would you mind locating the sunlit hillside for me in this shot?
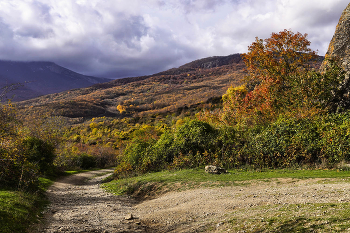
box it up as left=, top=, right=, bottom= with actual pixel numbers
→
left=16, top=54, right=247, bottom=119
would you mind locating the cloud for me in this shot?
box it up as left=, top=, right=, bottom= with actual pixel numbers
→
left=0, top=0, right=348, bottom=78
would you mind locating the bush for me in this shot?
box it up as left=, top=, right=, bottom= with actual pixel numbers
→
left=174, top=119, right=217, bottom=155
left=239, top=113, right=350, bottom=168
left=76, top=153, right=96, bottom=169
left=22, top=137, right=55, bottom=175
left=114, top=125, right=160, bottom=176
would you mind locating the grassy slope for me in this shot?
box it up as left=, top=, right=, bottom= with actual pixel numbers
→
left=0, top=189, right=48, bottom=233
left=103, top=168, right=350, bottom=196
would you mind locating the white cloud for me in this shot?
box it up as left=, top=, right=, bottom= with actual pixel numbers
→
left=0, top=0, right=348, bottom=78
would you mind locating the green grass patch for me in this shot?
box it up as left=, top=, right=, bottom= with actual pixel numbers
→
left=102, top=168, right=350, bottom=198
left=0, top=189, right=48, bottom=233
left=63, top=169, right=94, bottom=175
left=38, top=177, right=54, bottom=192
left=0, top=175, right=59, bottom=232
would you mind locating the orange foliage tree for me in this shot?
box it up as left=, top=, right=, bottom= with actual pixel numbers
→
left=222, top=29, right=318, bottom=125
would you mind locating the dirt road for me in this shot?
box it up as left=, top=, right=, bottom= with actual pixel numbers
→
left=32, top=169, right=150, bottom=233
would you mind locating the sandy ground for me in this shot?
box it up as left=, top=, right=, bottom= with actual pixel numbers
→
left=30, top=170, right=350, bottom=232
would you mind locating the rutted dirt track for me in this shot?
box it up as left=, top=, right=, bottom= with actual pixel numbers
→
left=32, top=169, right=350, bottom=232
left=32, top=169, right=150, bottom=233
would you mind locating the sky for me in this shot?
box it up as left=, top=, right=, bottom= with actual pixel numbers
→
left=0, top=0, right=348, bottom=79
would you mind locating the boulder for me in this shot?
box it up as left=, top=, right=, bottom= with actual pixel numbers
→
left=205, top=165, right=227, bottom=174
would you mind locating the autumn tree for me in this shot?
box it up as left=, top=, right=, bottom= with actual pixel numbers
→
left=222, top=30, right=318, bottom=125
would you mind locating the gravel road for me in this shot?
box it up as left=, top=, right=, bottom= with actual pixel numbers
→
left=31, top=169, right=151, bottom=233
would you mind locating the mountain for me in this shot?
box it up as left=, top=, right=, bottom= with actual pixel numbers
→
left=16, top=54, right=323, bottom=119
left=0, top=61, right=111, bottom=101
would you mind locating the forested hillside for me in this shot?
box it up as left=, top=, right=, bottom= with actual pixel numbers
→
left=15, top=54, right=247, bottom=119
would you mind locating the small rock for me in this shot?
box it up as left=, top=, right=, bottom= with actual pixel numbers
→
left=125, top=213, right=134, bottom=220
left=217, top=222, right=224, bottom=228
left=205, top=165, right=227, bottom=174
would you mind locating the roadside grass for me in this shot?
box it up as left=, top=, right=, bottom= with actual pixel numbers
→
left=38, top=177, right=55, bottom=192
left=0, top=175, right=54, bottom=233
left=0, top=189, right=48, bottom=233
left=102, top=168, right=350, bottom=198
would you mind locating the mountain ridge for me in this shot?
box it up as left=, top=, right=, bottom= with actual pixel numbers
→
left=0, top=60, right=111, bottom=101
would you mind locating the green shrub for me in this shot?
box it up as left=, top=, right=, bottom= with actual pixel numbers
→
left=115, top=125, right=160, bottom=176
left=239, top=113, right=350, bottom=168
left=75, top=153, right=96, bottom=169
left=147, top=120, right=218, bottom=169
left=151, top=131, right=175, bottom=163
left=22, top=137, right=55, bottom=175
left=173, top=120, right=217, bottom=157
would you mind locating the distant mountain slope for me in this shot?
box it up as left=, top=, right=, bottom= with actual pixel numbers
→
left=0, top=61, right=111, bottom=101
left=17, top=54, right=324, bottom=119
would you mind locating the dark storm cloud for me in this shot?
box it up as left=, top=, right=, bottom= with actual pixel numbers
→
left=0, top=0, right=348, bottom=79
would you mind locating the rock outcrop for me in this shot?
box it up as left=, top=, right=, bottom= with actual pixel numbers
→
left=320, top=3, right=350, bottom=112
left=321, top=3, right=350, bottom=72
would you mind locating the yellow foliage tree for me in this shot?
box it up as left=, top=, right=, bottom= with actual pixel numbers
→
left=117, top=104, right=126, bottom=114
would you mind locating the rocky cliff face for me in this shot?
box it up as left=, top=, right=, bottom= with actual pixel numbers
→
left=321, top=3, right=350, bottom=72
left=320, top=3, right=350, bottom=112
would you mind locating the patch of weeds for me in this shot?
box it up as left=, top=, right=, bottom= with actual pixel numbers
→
left=101, top=174, right=114, bottom=183
left=103, top=179, right=163, bottom=199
